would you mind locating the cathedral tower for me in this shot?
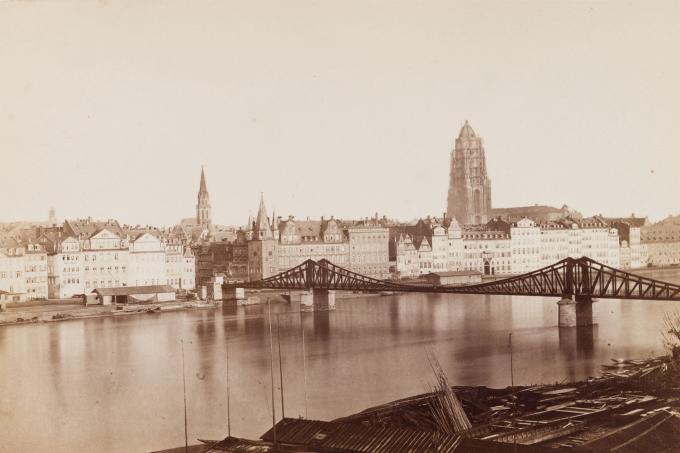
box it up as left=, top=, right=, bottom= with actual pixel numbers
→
left=196, top=166, right=212, bottom=228
left=446, top=121, right=492, bottom=225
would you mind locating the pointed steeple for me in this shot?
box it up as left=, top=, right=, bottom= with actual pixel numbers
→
left=196, top=166, right=212, bottom=228
left=254, top=193, right=273, bottom=240
left=199, top=166, right=208, bottom=194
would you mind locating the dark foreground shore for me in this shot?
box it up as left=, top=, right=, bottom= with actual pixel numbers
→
left=155, top=353, right=680, bottom=453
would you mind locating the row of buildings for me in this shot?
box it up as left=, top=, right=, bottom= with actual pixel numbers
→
left=0, top=218, right=195, bottom=301
left=194, top=194, right=391, bottom=288
left=193, top=202, right=650, bottom=288
left=391, top=214, right=647, bottom=279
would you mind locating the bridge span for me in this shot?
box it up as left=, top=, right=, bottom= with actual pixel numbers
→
left=224, top=257, right=680, bottom=327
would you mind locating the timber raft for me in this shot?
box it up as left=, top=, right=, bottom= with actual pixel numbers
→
left=156, top=352, right=680, bottom=453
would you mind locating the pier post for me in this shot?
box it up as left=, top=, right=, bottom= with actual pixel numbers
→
left=557, top=295, right=594, bottom=327
left=312, top=289, right=336, bottom=311
left=297, top=289, right=336, bottom=312
left=299, top=291, right=314, bottom=312
left=233, top=288, right=245, bottom=300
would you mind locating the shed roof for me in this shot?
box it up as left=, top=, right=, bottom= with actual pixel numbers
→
left=92, top=285, right=175, bottom=296
left=428, top=271, right=483, bottom=277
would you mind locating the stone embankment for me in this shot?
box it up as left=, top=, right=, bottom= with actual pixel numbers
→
left=0, top=300, right=221, bottom=326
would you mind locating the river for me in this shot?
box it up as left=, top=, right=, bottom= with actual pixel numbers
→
left=1, top=268, right=680, bottom=452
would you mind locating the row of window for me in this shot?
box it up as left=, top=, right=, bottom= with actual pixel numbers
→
left=85, top=280, right=120, bottom=288
left=84, top=266, right=127, bottom=273
left=24, top=265, right=46, bottom=272
left=0, top=271, right=22, bottom=278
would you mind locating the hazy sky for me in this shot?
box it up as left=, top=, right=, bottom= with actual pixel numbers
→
left=1, top=0, right=678, bottom=226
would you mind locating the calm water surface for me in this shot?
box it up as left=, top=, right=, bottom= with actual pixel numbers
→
left=2, top=268, right=680, bottom=452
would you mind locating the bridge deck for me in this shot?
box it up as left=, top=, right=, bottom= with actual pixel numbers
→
left=225, top=257, right=680, bottom=302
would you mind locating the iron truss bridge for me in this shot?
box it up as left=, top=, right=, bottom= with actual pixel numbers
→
left=225, top=257, right=680, bottom=301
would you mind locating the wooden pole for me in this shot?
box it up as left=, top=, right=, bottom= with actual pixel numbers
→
left=226, top=334, right=231, bottom=437
left=509, top=333, right=514, bottom=389
left=277, top=313, right=285, bottom=420
left=301, top=312, right=308, bottom=419
left=267, top=300, right=277, bottom=447
left=181, top=339, right=188, bottom=453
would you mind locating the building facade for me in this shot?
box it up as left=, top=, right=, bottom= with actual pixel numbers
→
left=0, top=237, right=26, bottom=301
left=165, top=240, right=195, bottom=290
left=46, top=235, right=83, bottom=299
left=347, top=223, right=389, bottom=279
left=510, top=218, right=542, bottom=274
left=128, top=232, right=166, bottom=287
left=22, top=241, right=48, bottom=299
left=462, top=227, right=511, bottom=275
left=641, top=215, right=680, bottom=266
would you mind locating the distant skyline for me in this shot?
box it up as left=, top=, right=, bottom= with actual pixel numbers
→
left=1, top=1, right=679, bottom=226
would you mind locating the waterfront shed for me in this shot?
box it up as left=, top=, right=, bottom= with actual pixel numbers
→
left=424, top=270, right=483, bottom=286
left=91, top=285, right=176, bottom=305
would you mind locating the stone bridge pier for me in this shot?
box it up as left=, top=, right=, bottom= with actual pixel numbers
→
left=557, top=295, right=594, bottom=327
left=299, top=289, right=336, bottom=312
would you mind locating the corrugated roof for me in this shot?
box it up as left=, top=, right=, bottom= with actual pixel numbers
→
left=260, top=418, right=462, bottom=453
left=92, top=285, right=175, bottom=296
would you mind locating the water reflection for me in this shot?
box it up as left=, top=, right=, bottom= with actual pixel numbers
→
left=558, top=325, right=597, bottom=382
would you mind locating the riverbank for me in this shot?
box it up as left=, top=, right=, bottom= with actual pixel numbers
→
left=0, top=290, right=308, bottom=327
left=0, top=299, right=223, bottom=326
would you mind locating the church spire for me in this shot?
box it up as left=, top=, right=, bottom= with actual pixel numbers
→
left=199, top=165, right=208, bottom=194
left=196, top=166, right=212, bottom=229
left=254, top=193, right=273, bottom=240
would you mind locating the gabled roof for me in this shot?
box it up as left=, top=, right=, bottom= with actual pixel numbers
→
left=579, top=216, right=610, bottom=228
left=64, top=218, right=124, bottom=239
left=128, top=230, right=163, bottom=242
left=414, top=235, right=432, bottom=250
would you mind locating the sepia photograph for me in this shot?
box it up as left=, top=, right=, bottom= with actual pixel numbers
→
left=1, top=1, right=680, bottom=452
